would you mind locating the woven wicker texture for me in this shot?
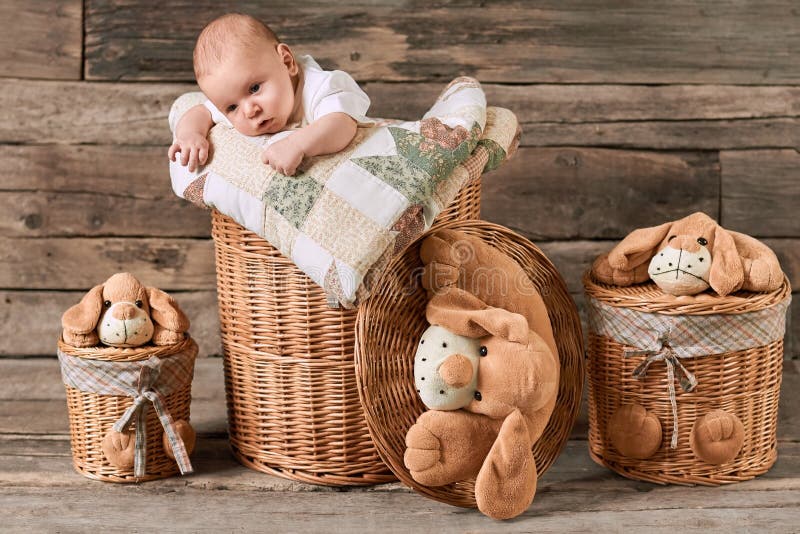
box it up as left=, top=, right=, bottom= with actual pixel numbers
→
left=584, top=272, right=791, bottom=485
left=354, top=220, right=585, bottom=507
left=211, top=178, right=481, bottom=486
left=58, top=336, right=197, bottom=483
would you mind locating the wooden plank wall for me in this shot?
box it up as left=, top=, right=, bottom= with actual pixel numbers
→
left=1, top=0, right=797, bottom=358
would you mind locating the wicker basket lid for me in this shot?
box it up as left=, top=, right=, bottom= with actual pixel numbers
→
left=583, top=271, right=791, bottom=316
left=355, top=220, right=585, bottom=508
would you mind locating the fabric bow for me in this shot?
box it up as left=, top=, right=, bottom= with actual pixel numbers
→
left=624, top=331, right=698, bottom=449
left=112, top=356, right=193, bottom=477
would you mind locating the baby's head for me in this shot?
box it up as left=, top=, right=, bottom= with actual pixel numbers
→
left=194, top=13, right=300, bottom=136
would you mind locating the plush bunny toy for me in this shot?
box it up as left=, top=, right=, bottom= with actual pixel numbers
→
left=592, top=212, right=783, bottom=296
left=62, top=272, right=190, bottom=347
left=404, top=230, right=560, bottom=520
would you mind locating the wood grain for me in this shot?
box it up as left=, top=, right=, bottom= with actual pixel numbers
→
left=0, top=192, right=210, bottom=238
left=482, top=148, right=720, bottom=240
left=1, top=79, right=796, bottom=150
left=0, top=290, right=221, bottom=357
left=84, top=1, right=800, bottom=84
left=0, top=237, right=215, bottom=290
left=0, top=0, right=82, bottom=80
left=722, top=150, right=800, bottom=237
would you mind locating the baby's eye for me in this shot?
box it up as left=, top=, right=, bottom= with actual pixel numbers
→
left=249, top=83, right=260, bottom=94
left=226, top=104, right=237, bottom=113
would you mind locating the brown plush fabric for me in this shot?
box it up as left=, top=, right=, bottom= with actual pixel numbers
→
left=608, top=404, right=663, bottom=459
left=690, top=410, right=744, bottom=464
left=438, top=354, right=474, bottom=388
left=101, top=429, right=136, bottom=470
left=61, top=273, right=190, bottom=348
left=163, top=420, right=197, bottom=460
left=592, top=212, right=783, bottom=296
left=405, top=230, right=560, bottom=520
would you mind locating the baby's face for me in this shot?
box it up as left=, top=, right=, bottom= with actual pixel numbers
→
left=200, top=43, right=298, bottom=136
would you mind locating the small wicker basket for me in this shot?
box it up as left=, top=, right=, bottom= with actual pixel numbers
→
left=212, top=177, right=481, bottom=486
left=57, top=336, right=197, bottom=483
left=354, top=220, right=585, bottom=508
left=584, top=272, right=791, bottom=486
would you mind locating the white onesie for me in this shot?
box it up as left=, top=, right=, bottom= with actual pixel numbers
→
left=203, top=55, right=373, bottom=137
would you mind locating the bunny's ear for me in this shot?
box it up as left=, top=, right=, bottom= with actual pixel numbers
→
left=146, top=287, right=190, bottom=333
left=729, top=231, right=784, bottom=292
left=607, top=221, right=674, bottom=271
left=474, top=409, right=537, bottom=520
left=427, top=290, right=529, bottom=344
left=62, top=284, right=105, bottom=334
left=708, top=226, right=744, bottom=296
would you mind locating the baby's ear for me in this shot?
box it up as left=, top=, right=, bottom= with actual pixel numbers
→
left=277, top=43, right=299, bottom=76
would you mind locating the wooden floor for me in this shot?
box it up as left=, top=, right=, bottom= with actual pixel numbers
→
left=1, top=358, right=797, bottom=533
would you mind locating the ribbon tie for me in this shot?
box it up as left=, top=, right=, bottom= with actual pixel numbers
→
left=624, top=331, right=698, bottom=449
left=112, top=356, right=193, bottom=477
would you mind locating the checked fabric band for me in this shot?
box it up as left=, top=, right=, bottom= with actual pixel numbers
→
left=587, top=295, right=790, bottom=448
left=58, top=345, right=196, bottom=477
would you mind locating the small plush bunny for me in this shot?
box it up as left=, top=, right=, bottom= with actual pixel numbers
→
left=592, top=212, right=782, bottom=296
left=404, top=230, right=560, bottom=520
left=61, top=272, right=190, bottom=348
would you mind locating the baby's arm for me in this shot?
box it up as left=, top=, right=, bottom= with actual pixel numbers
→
left=261, top=113, right=357, bottom=176
left=168, top=104, right=214, bottom=172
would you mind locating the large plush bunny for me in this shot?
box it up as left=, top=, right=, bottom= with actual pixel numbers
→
left=404, top=230, right=560, bottom=520
left=62, top=272, right=190, bottom=348
left=592, top=212, right=782, bottom=296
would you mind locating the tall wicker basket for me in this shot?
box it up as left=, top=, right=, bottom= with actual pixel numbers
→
left=211, top=177, right=481, bottom=486
left=355, top=220, right=585, bottom=507
left=584, top=272, right=791, bottom=486
left=57, top=336, right=197, bottom=483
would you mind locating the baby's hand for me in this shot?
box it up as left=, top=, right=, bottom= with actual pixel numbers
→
left=168, top=133, right=210, bottom=173
left=261, top=137, right=305, bottom=176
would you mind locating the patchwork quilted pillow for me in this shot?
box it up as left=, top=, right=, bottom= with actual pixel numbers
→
left=169, top=77, right=519, bottom=307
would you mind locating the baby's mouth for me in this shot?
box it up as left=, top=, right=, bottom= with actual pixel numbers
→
left=259, top=118, right=272, bottom=130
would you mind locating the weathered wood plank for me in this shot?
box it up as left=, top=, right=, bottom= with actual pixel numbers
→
left=1, top=145, right=178, bottom=198
left=84, top=1, right=800, bottom=84
left=0, top=192, right=210, bottom=238
left=722, top=150, right=800, bottom=237
left=0, top=291, right=221, bottom=357
left=1, top=486, right=797, bottom=532
left=0, top=237, right=215, bottom=290
left=2, top=80, right=797, bottom=149
left=521, top=119, right=800, bottom=150
left=0, top=80, right=185, bottom=145
left=0, top=1, right=81, bottom=80
left=482, top=148, right=720, bottom=240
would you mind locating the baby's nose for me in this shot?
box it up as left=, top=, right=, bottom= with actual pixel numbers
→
left=244, top=101, right=260, bottom=118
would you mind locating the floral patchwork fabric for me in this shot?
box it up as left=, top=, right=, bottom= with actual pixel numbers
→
left=169, top=77, right=519, bottom=308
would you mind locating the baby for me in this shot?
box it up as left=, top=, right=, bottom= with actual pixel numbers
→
left=168, top=13, right=372, bottom=176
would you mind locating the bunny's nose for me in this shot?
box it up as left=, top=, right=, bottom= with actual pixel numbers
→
left=438, top=354, right=473, bottom=388
left=112, top=303, right=138, bottom=321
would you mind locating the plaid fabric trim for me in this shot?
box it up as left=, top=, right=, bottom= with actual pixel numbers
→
left=587, top=294, right=790, bottom=447
left=58, top=348, right=196, bottom=476
left=586, top=295, right=790, bottom=358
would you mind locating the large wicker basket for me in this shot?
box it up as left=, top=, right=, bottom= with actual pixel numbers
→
left=211, top=177, right=481, bottom=486
left=584, top=272, right=791, bottom=485
left=57, top=336, right=197, bottom=483
left=354, top=220, right=585, bottom=507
